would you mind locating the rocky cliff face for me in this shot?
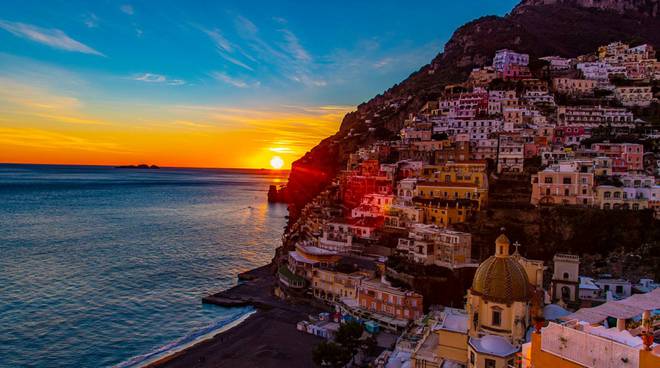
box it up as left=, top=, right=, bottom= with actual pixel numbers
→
left=517, top=0, right=659, bottom=17
left=283, top=0, right=660, bottom=226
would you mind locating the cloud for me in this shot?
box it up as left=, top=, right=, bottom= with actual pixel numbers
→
left=83, top=13, right=99, bottom=28
left=0, top=20, right=104, bottom=56
left=210, top=71, right=250, bottom=88
left=203, top=28, right=254, bottom=71
left=280, top=29, right=311, bottom=63
left=204, top=29, right=232, bottom=52
left=120, top=4, right=134, bottom=15
left=132, top=73, right=185, bottom=85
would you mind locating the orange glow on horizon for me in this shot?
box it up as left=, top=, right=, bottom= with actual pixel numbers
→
left=0, top=78, right=354, bottom=169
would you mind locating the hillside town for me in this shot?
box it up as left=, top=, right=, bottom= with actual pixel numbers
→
left=276, top=42, right=660, bottom=367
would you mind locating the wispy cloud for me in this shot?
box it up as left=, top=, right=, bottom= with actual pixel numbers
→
left=280, top=29, right=310, bottom=63
left=83, top=13, right=99, bottom=28
left=132, top=73, right=185, bottom=85
left=0, top=20, right=104, bottom=56
left=203, top=28, right=254, bottom=71
left=210, top=71, right=251, bottom=88
left=120, top=4, right=134, bottom=15
left=223, top=15, right=324, bottom=88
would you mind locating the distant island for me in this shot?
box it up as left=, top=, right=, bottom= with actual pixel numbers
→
left=115, top=164, right=160, bottom=169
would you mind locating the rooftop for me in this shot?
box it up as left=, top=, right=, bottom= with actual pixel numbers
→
left=468, top=335, right=517, bottom=357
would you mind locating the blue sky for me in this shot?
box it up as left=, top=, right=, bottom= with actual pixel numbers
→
left=0, top=0, right=519, bottom=167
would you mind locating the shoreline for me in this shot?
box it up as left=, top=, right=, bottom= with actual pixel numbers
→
left=124, top=309, right=257, bottom=368
left=146, top=264, right=328, bottom=368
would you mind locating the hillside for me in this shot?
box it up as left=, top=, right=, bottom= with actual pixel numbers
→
left=284, top=0, right=660, bottom=225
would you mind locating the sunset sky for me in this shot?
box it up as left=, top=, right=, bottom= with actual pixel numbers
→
left=0, top=0, right=517, bottom=168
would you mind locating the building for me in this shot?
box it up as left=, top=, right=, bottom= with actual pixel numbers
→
left=550, top=254, right=580, bottom=304
left=350, top=193, right=395, bottom=218
left=552, top=78, right=597, bottom=96
left=531, top=160, right=595, bottom=206
left=396, top=224, right=473, bottom=268
left=493, top=49, right=529, bottom=72
left=497, top=134, right=524, bottom=173
left=594, top=174, right=658, bottom=210
left=525, top=319, right=660, bottom=368
left=412, top=197, right=477, bottom=227
left=318, top=218, right=380, bottom=254
left=356, top=278, right=424, bottom=323
left=614, top=85, right=654, bottom=107
left=557, top=105, right=634, bottom=127
left=282, top=242, right=342, bottom=290
left=465, top=234, right=543, bottom=367
left=591, top=143, right=644, bottom=172
left=540, top=55, right=572, bottom=72
left=595, top=276, right=633, bottom=300
left=310, top=267, right=366, bottom=302
left=523, top=289, right=660, bottom=368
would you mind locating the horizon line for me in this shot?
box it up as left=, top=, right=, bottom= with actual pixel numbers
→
left=0, top=162, right=291, bottom=171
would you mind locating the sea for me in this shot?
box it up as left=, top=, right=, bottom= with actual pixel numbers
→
left=0, top=164, right=289, bottom=368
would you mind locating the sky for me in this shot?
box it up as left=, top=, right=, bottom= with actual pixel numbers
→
left=0, top=0, right=518, bottom=169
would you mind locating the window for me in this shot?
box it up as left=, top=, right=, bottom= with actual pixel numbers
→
left=616, top=285, right=623, bottom=294
left=563, top=177, right=572, bottom=184
left=485, top=358, right=496, bottom=368
left=470, top=352, right=475, bottom=366
left=492, top=309, right=501, bottom=326
left=563, top=272, right=569, bottom=279
left=544, top=177, right=553, bottom=184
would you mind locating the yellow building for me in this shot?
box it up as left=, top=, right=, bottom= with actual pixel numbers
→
left=409, top=235, right=545, bottom=368
left=310, top=267, right=367, bottom=302
left=412, top=198, right=476, bottom=227
left=465, top=234, right=542, bottom=368
left=595, top=185, right=649, bottom=210
left=422, top=161, right=488, bottom=187
left=420, top=161, right=489, bottom=209
left=415, top=181, right=485, bottom=210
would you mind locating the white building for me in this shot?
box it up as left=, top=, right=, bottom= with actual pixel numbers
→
left=493, top=49, right=529, bottom=72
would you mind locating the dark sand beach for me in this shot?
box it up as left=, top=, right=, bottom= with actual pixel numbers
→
left=148, top=265, right=325, bottom=368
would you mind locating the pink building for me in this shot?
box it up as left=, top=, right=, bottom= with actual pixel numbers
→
left=497, top=64, right=532, bottom=80
left=591, top=143, right=644, bottom=172
left=553, top=126, right=589, bottom=146
left=531, top=160, right=595, bottom=206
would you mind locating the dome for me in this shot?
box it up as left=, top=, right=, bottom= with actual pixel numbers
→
left=471, top=235, right=530, bottom=303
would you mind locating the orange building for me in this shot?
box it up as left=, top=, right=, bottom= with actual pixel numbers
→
left=357, top=279, right=424, bottom=322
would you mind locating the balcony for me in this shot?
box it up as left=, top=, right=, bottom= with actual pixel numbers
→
left=278, top=265, right=306, bottom=289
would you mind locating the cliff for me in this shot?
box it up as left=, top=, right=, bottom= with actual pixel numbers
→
left=284, top=0, right=660, bottom=226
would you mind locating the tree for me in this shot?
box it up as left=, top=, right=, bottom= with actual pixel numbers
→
left=335, top=321, right=364, bottom=357
left=361, top=334, right=379, bottom=357
left=312, top=341, right=351, bottom=368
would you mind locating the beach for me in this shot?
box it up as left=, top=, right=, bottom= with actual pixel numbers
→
left=148, top=265, right=326, bottom=368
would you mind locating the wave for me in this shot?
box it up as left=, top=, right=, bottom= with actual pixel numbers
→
left=114, top=307, right=256, bottom=368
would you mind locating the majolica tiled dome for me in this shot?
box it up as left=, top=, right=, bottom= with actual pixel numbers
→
left=471, top=234, right=530, bottom=303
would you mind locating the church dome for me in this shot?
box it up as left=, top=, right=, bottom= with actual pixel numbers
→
left=471, top=234, right=530, bottom=303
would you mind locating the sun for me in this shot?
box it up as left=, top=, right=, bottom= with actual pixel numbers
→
left=270, top=156, right=284, bottom=170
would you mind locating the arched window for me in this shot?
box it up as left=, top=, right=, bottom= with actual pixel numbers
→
left=563, top=272, right=569, bottom=279
left=491, top=308, right=502, bottom=326
left=561, top=286, right=571, bottom=300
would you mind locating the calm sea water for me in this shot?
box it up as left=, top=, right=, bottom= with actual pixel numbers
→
left=0, top=164, right=288, bottom=368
